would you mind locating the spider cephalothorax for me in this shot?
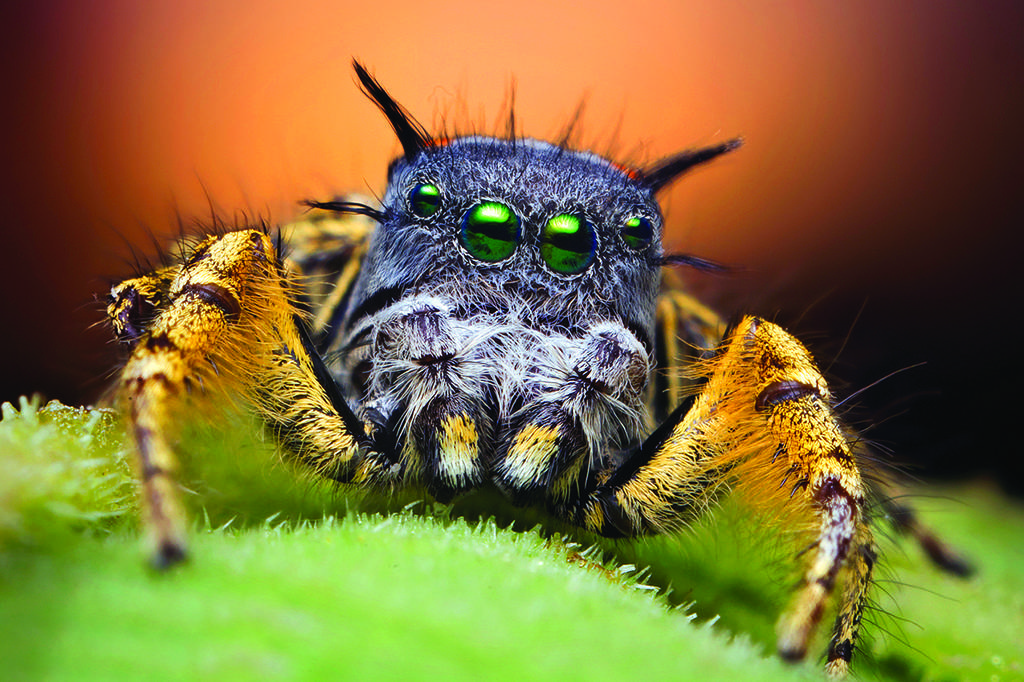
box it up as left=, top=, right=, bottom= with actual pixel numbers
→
left=302, top=65, right=739, bottom=509
left=316, top=136, right=729, bottom=501
left=106, top=60, right=969, bottom=677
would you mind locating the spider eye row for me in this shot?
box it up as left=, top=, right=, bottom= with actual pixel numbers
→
left=408, top=183, right=654, bottom=274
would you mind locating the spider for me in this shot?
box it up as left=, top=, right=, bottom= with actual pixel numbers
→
left=106, top=61, right=969, bottom=677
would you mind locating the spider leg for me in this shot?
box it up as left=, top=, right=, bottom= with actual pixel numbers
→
left=110, top=229, right=397, bottom=568
left=279, top=204, right=375, bottom=340
left=569, top=315, right=874, bottom=676
left=876, top=491, right=974, bottom=577
left=108, top=265, right=179, bottom=346
left=653, top=280, right=726, bottom=415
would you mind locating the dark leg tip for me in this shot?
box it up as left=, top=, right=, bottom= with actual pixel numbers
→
left=921, top=532, right=976, bottom=577
left=938, top=552, right=976, bottom=579
left=828, top=639, right=853, bottom=664
left=150, top=540, right=188, bottom=571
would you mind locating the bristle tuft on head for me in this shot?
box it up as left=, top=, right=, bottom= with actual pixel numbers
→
left=352, top=60, right=433, bottom=159
left=640, top=138, right=743, bottom=193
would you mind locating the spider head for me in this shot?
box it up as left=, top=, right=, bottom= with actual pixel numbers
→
left=334, top=61, right=739, bottom=338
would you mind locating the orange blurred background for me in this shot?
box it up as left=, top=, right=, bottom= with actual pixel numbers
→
left=2, top=1, right=1021, bottom=484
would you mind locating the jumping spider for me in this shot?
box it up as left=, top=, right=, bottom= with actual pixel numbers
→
left=106, top=61, right=969, bottom=677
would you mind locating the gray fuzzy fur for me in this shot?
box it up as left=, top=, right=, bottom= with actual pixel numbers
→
left=326, top=135, right=670, bottom=496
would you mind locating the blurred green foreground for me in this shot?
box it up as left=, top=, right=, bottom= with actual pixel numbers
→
left=1, top=399, right=1021, bottom=682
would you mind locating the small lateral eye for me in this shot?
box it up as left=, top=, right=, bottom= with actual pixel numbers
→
left=409, top=183, right=441, bottom=217
left=460, top=201, right=520, bottom=262
left=541, top=214, right=596, bottom=274
left=622, top=216, right=654, bottom=251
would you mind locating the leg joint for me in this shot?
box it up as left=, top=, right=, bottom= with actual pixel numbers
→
left=178, top=283, right=242, bottom=322
left=756, top=379, right=820, bottom=411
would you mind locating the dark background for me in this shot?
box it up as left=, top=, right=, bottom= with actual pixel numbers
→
left=2, top=1, right=1021, bottom=491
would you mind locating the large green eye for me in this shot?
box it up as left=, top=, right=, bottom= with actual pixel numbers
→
left=541, top=214, right=596, bottom=274
left=622, top=216, right=654, bottom=251
left=460, top=201, right=520, bottom=262
left=409, top=183, right=441, bottom=217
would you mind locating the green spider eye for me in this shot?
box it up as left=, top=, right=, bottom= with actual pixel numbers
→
left=541, top=214, right=596, bottom=274
left=622, top=216, right=654, bottom=251
left=460, top=201, right=520, bottom=262
left=409, top=183, right=441, bottom=217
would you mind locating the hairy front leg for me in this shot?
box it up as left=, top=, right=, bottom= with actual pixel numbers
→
left=109, top=229, right=395, bottom=568
left=572, top=316, right=875, bottom=676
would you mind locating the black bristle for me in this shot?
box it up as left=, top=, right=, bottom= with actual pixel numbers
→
left=640, top=138, right=743, bottom=193
left=302, top=199, right=387, bottom=223
left=352, top=60, right=432, bottom=159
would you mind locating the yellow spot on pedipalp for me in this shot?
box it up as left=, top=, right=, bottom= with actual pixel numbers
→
left=437, top=413, right=480, bottom=481
left=503, top=423, right=560, bottom=486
